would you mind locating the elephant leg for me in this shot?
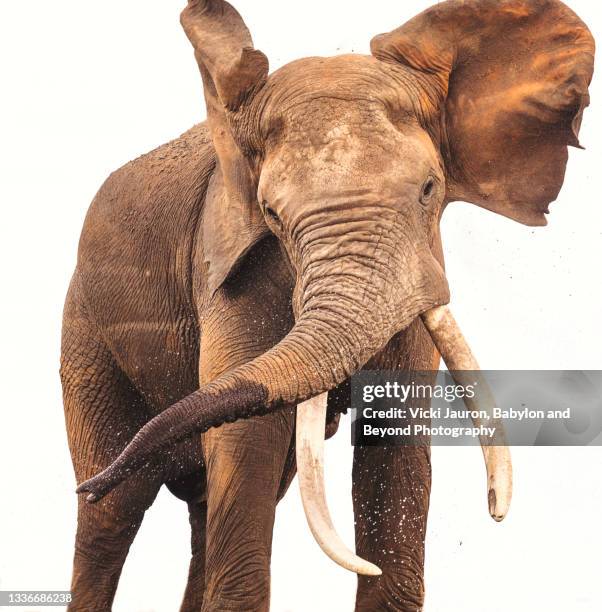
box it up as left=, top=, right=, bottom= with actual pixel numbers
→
left=179, top=499, right=208, bottom=612
left=200, top=408, right=295, bottom=612
left=353, top=320, right=436, bottom=612
left=70, top=484, right=161, bottom=612
left=61, top=289, right=163, bottom=611
left=353, top=446, right=432, bottom=612
left=176, top=420, right=295, bottom=612
left=188, top=235, right=295, bottom=610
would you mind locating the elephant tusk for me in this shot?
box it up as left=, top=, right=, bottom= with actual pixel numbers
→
left=421, top=305, right=513, bottom=521
left=296, top=393, right=382, bottom=576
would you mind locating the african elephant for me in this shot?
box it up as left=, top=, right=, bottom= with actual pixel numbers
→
left=62, top=0, right=594, bottom=610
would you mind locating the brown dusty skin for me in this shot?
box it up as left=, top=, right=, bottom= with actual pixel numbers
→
left=62, top=0, right=594, bottom=609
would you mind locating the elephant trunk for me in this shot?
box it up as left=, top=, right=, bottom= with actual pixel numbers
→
left=77, top=218, right=448, bottom=502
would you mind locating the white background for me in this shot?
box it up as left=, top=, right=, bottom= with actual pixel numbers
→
left=1, top=1, right=601, bottom=611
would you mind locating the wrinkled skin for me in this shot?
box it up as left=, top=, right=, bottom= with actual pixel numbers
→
left=61, top=1, right=593, bottom=610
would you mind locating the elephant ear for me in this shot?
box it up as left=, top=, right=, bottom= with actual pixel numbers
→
left=181, top=0, right=270, bottom=295
left=371, top=0, right=595, bottom=226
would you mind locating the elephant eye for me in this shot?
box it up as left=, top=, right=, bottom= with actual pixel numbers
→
left=263, top=202, right=282, bottom=227
left=420, top=177, right=436, bottom=205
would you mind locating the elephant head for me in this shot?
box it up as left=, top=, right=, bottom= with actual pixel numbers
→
left=77, top=0, right=594, bottom=575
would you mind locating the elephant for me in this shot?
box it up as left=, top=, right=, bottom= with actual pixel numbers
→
left=61, top=0, right=594, bottom=610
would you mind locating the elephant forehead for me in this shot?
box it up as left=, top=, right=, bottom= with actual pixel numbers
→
left=262, top=109, right=437, bottom=201
left=257, top=54, right=420, bottom=126
left=282, top=102, right=395, bottom=164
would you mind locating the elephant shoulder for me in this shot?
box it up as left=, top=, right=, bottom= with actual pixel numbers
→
left=81, top=122, right=215, bottom=240
left=78, top=122, right=215, bottom=270
left=74, top=123, right=216, bottom=333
